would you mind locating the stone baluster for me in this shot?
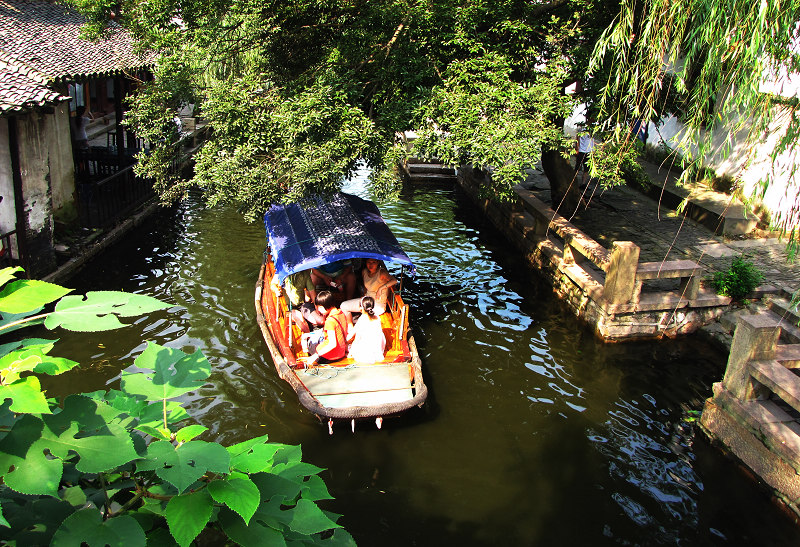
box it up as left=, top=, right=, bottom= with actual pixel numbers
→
left=722, top=313, right=780, bottom=400
left=602, top=241, right=640, bottom=306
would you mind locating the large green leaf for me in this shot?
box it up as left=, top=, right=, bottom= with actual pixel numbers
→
left=218, top=505, right=287, bottom=547
left=0, top=337, right=54, bottom=359
left=40, top=395, right=139, bottom=473
left=165, top=489, right=214, bottom=547
left=0, top=496, right=75, bottom=545
left=300, top=474, right=334, bottom=502
left=275, top=460, right=326, bottom=481
left=250, top=473, right=302, bottom=505
left=0, top=308, right=44, bottom=335
left=175, top=424, right=208, bottom=443
left=208, top=473, right=260, bottom=525
left=288, top=498, right=341, bottom=536
left=43, top=291, right=170, bottom=332
left=0, top=376, right=50, bottom=413
left=0, top=267, right=23, bottom=289
left=230, top=442, right=281, bottom=474
left=0, top=343, right=78, bottom=383
left=51, top=508, right=146, bottom=547
left=226, top=433, right=271, bottom=456
left=0, top=415, right=63, bottom=496
left=137, top=440, right=230, bottom=493
left=121, top=343, right=210, bottom=401
left=0, top=279, right=71, bottom=314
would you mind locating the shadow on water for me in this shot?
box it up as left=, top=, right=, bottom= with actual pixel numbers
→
left=40, top=177, right=800, bottom=545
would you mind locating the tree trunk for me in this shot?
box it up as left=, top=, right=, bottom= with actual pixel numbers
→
left=541, top=147, right=582, bottom=217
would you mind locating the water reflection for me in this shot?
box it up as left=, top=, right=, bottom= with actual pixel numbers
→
left=39, top=174, right=800, bottom=545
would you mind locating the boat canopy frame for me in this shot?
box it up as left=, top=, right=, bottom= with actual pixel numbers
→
left=264, top=192, right=416, bottom=284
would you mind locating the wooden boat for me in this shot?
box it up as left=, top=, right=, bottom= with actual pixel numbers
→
left=255, top=193, right=427, bottom=431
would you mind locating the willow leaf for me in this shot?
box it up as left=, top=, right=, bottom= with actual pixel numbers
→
left=44, top=291, right=170, bottom=332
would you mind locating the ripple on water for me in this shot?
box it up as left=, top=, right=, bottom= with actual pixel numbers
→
left=42, top=176, right=800, bottom=546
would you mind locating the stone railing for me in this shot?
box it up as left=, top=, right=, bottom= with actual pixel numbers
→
left=457, top=166, right=730, bottom=339
left=511, top=183, right=725, bottom=315
left=701, top=311, right=800, bottom=514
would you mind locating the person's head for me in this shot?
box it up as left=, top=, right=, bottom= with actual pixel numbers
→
left=365, top=258, right=382, bottom=274
left=360, top=296, right=376, bottom=317
left=315, top=290, right=336, bottom=313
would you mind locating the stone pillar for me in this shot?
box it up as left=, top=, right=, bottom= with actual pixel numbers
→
left=722, top=313, right=780, bottom=400
left=603, top=241, right=640, bottom=305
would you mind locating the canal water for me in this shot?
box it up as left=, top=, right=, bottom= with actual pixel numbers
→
left=44, top=172, right=800, bottom=545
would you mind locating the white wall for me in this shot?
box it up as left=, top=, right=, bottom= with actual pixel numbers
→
left=50, top=103, right=76, bottom=214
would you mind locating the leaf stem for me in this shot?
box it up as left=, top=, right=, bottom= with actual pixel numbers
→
left=0, top=313, right=49, bottom=333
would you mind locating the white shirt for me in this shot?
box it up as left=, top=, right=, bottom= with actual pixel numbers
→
left=578, top=134, right=595, bottom=154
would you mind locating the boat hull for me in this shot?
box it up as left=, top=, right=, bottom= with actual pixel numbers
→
left=255, top=260, right=427, bottom=422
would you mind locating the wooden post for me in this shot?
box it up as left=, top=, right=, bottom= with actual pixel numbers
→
left=602, top=241, right=640, bottom=305
left=722, top=313, right=780, bottom=400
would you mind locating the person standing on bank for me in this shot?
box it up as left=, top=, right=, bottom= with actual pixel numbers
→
left=575, top=119, right=596, bottom=187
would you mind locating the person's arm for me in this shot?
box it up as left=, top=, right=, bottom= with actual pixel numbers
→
left=312, top=268, right=337, bottom=288
left=377, top=272, right=398, bottom=293
left=334, top=265, right=353, bottom=283
left=304, top=274, right=316, bottom=302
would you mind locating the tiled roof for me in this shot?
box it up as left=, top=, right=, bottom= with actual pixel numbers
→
left=0, top=0, right=152, bottom=111
left=0, top=57, right=66, bottom=113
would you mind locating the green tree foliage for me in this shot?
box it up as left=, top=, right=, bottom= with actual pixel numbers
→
left=0, top=268, right=352, bottom=546
left=592, top=0, right=800, bottom=230
left=70, top=0, right=620, bottom=220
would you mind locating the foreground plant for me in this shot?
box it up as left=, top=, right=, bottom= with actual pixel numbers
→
left=0, top=267, right=352, bottom=546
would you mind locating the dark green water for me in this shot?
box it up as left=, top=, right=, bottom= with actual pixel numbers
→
left=43, top=173, right=800, bottom=545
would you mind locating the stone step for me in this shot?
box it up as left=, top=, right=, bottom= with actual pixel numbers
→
left=764, top=308, right=800, bottom=344
left=404, top=172, right=458, bottom=183
left=769, top=297, right=800, bottom=325
left=775, top=344, right=800, bottom=369
left=749, top=360, right=800, bottom=415
left=639, top=160, right=757, bottom=236
left=405, top=163, right=456, bottom=175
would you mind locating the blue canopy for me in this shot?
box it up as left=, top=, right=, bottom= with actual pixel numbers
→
left=265, top=193, right=416, bottom=283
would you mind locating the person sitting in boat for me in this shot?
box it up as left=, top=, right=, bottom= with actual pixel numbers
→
left=347, top=296, right=386, bottom=364
left=311, top=260, right=357, bottom=300
left=303, top=290, right=350, bottom=365
left=340, top=258, right=398, bottom=323
left=270, top=269, right=324, bottom=333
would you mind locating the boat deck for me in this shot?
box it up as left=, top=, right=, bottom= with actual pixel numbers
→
left=296, top=362, right=414, bottom=408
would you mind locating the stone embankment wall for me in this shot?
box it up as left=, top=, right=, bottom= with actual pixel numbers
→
left=457, top=166, right=731, bottom=341
left=701, top=308, right=800, bottom=518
